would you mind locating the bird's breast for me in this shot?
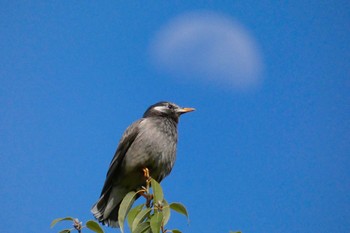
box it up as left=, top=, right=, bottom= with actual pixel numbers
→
left=123, top=118, right=178, bottom=181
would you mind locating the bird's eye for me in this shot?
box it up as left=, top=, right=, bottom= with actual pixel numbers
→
left=167, top=104, right=174, bottom=110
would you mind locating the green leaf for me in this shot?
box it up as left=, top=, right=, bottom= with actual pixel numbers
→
left=133, top=221, right=151, bottom=233
left=150, top=178, right=164, bottom=204
left=50, top=217, right=74, bottom=228
left=169, top=229, right=182, bottom=233
left=169, top=203, right=189, bottom=221
left=150, top=212, right=163, bottom=233
left=86, top=220, right=104, bottom=233
left=127, top=203, right=145, bottom=230
left=58, top=229, right=71, bottom=233
left=118, top=191, right=137, bottom=233
left=132, top=207, right=152, bottom=231
left=162, top=199, right=171, bottom=226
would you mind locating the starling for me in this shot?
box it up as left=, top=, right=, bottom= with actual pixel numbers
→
left=91, top=101, right=195, bottom=227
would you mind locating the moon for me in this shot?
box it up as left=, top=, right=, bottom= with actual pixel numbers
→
left=149, top=11, right=264, bottom=90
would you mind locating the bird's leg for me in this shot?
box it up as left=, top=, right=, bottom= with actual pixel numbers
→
left=141, top=167, right=153, bottom=207
left=143, top=167, right=150, bottom=179
left=142, top=167, right=152, bottom=187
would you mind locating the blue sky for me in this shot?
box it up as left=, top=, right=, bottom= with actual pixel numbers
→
left=1, top=1, right=349, bottom=233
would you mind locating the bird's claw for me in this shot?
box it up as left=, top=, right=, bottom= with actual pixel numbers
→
left=143, top=167, right=150, bottom=179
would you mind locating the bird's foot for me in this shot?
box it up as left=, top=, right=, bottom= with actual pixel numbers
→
left=141, top=167, right=153, bottom=207
left=143, top=167, right=152, bottom=185
left=143, top=167, right=150, bottom=179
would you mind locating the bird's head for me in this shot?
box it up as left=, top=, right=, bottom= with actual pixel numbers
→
left=143, top=101, right=195, bottom=123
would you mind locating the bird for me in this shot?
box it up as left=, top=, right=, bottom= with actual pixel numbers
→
left=91, top=101, right=195, bottom=227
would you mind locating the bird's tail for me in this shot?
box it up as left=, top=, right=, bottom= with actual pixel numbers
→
left=91, top=187, right=126, bottom=228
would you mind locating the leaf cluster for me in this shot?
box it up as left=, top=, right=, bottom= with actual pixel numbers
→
left=50, top=217, right=103, bottom=233
left=119, top=178, right=189, bottom=233
left=51, top=178, right=188, bottom=233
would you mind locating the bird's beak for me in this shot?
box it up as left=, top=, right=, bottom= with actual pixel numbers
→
left=177, top=107, right=195, bottom=114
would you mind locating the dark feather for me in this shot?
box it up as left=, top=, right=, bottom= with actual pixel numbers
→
left=100, top=119, right=142, bottom=195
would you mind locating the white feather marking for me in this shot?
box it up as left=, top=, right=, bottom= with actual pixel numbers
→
left=153, top=106, right=168, bottom=113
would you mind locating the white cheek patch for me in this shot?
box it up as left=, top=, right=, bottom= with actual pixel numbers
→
left=153, top=106, right=167, bottom=113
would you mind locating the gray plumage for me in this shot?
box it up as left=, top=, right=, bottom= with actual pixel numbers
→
left=91, top=101, right=195, bottom=227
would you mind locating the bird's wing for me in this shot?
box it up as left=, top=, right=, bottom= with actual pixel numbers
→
left=100, top=119, right=143, bottom=195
